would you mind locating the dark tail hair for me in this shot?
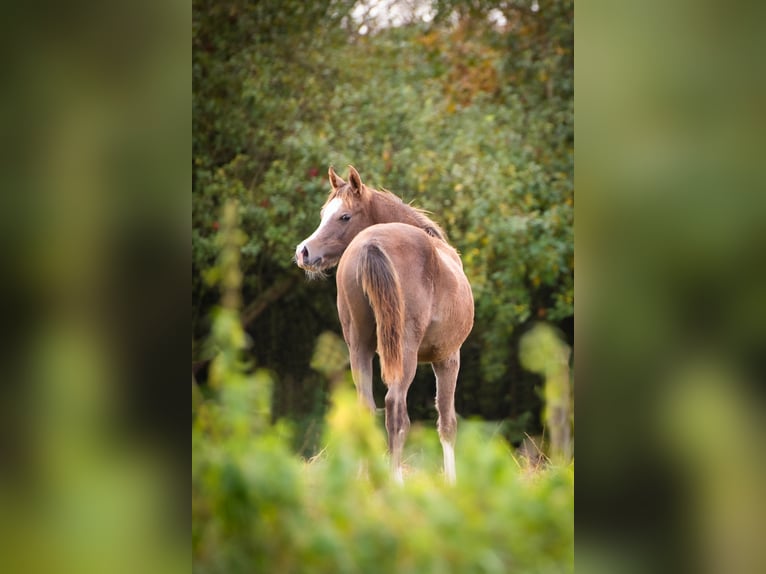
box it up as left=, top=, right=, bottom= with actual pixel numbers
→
left=359, top=243, right=404, bottom=383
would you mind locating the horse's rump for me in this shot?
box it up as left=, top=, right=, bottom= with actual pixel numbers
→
left=337, top=222, right=469, bottom=375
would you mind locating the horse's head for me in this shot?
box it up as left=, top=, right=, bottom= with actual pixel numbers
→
left=295, top=165, right=373, bottom=276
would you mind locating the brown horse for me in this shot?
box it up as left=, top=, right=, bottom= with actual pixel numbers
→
left=295, top=166, right=474, bottom=483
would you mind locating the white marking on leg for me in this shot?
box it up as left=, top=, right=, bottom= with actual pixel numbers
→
left=441, top=439, right=456, bottom=485
left=393, top=465, right=404, bottom=484
left=295, top=197, right=343, bottom=260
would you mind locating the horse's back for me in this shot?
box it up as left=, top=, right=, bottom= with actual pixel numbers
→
left=337, top=223, right=473, bottom=363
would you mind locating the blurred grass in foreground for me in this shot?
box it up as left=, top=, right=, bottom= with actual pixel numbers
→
left=193, top=341, right=574, bottom=574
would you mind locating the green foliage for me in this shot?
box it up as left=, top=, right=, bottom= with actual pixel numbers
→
left=193, top=263, right=573, bottom=573
left=193, top=1, right=573, bottom=440
left=520, top=323, right=573, bottom=464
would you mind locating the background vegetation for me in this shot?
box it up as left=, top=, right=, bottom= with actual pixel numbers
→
left=192, top=0, right=574, bottom=451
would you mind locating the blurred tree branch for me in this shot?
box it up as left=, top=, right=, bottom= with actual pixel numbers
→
left=241, top=274, right=297, bottom=328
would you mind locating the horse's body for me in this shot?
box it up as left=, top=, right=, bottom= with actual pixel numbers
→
left=295, top=166, right=474, bottom=483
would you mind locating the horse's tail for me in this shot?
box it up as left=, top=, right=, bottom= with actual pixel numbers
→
left=359, top=242, right=404, bottom=383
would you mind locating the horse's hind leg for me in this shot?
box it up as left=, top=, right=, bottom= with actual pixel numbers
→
left=349, top=346, right=375, bottom=480
left=433, top=352, right=460, bottom=484
left=384, top=353, right=417, bottom=484
left=349, top=345, right=375, bottom=414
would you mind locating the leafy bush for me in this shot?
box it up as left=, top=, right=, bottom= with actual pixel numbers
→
left=193, top=384, right=574, bottom=573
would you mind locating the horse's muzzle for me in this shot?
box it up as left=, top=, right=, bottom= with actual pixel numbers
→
left=296, top=243, right=322, bottom=271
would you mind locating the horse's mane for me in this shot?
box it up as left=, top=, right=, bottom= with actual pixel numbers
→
left=385, top=189, right=448, bottom=242
left=329, top=183, right=448, bottom=242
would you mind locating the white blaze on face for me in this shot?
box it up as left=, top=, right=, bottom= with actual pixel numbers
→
left=295, top=197, right=343, bottom=263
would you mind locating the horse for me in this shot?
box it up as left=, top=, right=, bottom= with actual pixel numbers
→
left=295, top=166, right=474, bottom=484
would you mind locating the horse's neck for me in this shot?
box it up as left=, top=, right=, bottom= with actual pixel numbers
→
left=371, top=192, right=445, bottom=241
left=372, top=193, right=421, bottom=227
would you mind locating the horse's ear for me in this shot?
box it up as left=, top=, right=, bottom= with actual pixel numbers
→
left=329, top=166, right=345, bottom=189
left=348, top=165, right=363, bottom=194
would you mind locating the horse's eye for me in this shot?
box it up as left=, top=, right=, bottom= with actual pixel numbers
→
left=340, top=214, right=351, bottom=221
